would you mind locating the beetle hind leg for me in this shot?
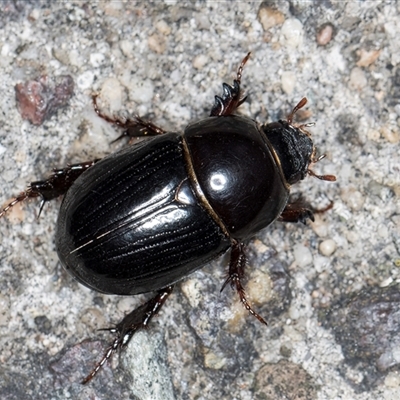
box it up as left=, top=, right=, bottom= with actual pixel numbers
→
left=210, top=52, right=250, bottom=117
left=221, top=241, right=267, bottom=326
left=0, top=160, right=98, bottom=219
left=82, top=285, right=174, bottom=384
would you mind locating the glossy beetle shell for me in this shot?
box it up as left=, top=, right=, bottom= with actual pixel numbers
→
left=56, top=132, right=229, bottom=295
left=56, top=115, right=289, bottom=295
left=185, top=116, right=289, bottom=238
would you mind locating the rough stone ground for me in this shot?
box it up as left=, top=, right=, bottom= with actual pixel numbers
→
left=0, top=2, right=399, bottom=400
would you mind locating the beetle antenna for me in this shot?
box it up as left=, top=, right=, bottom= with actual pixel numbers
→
left=287, top=97, right=307, bottom=124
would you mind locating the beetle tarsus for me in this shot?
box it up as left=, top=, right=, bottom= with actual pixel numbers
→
left=0, top=160, right=98, bottom=219
left=92, top=95, right=166, bottom=141
left=82, top=285, right=174, bottom=384
left=313, top=201, right=334, bottom=214
left=0, top=189, right=38, bottom=219
left=222, top=242, right=268, bottom=326
left=210, top=52, right=250, bottom=117
left=280, top=199, right=335, bottom=224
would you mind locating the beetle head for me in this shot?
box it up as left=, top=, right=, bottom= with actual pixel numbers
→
left=262, top=98, right=335, bottom=185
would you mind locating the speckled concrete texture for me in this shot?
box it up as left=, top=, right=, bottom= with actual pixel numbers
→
left=0, top=1, right=399, bottom=400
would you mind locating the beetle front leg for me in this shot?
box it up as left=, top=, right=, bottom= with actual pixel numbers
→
left=279, top=202, right=315, bottom=224
left=82, top=285, right=174, bottom=384
left=279, top=200, right=334, bottom=224
left=210, top=52, right=250, bottom=116
left=0, top=160, right=99, bottom=219
left=92, top=95, right=166, bottom=141
left=221, top=241, right=267, bottom=325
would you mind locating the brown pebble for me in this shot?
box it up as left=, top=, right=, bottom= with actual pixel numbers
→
left=15, top=75, right=74, bottom=125
left=257, top=5, right=285, bottom=31
left=356, top=48, right=381, bottom=67
left=316, top=23, right=334, bottom=46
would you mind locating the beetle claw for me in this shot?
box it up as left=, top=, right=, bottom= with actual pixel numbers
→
left=81, top=286, right=173, bottom=384
left=0, top=191, right=32, bottom=219
left=223, top=242, right=268, bottom=326
left=210, top=52, right=250, bottom=116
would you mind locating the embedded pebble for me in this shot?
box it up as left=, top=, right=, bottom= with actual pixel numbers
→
left=293, top=244, right=313, bottom=268
left=77, top=70, right=94, bottom=90
left=281, top=70, right=296, bottom=94
left=148, top=33, right=166, bottom=54
left=367, top=127, right=381, bottom=142
left=385, top=371, right=400, bottom=388
left=350, top=67, right=367, bottom=90
left=356, top=48, right=381, bottom=67
left=125, top=77, right=154, bottom=104
left=246, top=270, right=273, bottom=305
left=204, top=349, right=227, bottom=370
left=340, top=187, right=365, bottom=211
left=193, top=54, right=208, bottom=70
left=319, top=239, right=337, bottom=257
left=316, top=23, right=334, bottom=46
left=100, top=77, right=123, bottom=113
left=380, top=277, right=393, bottom=288
left=310, top=214, right=329, bottom=237
left=194, top=13, right=211, bottom=30
left=181, top=277, right=204, bottom=308
left=90, top=52, right=105, bottom=68
left=257, top=5, right=285, bottom=31
left=280, top=18, right=304, bottom=48
left=378, top=224, right=389, bottom=239
left=156, top=20, right=171, bottom=36
left=380, top=126, right=400, bottom=144
left=120, top=39, right=134, bottom=58
left=345, top=230, right=358, bottom=244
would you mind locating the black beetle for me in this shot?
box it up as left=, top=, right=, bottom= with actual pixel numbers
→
left=0, top=53, right=335, bottom=383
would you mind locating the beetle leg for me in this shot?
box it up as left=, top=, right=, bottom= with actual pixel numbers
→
left=279, top=202, right=315, bottom=224
left=92, top=95, right=166, bottom=142
left=280, top=200, right=334, bottom=224
left=221, top=242, right=267, bottom=325
left=0, top=160, right=99, bottom=219
left=82, top=285, right=174, bottom=384
left=210, top=52, right=250, bottom=117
